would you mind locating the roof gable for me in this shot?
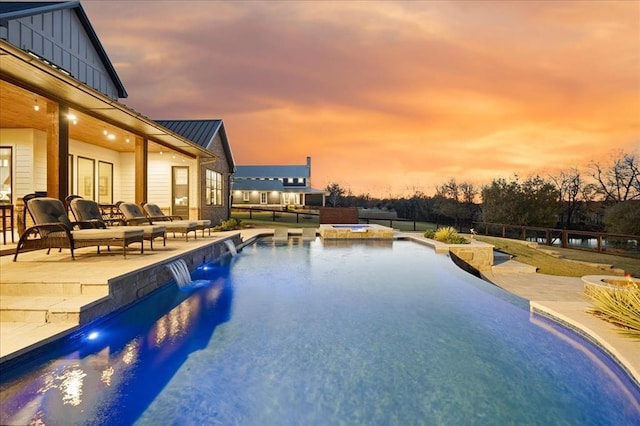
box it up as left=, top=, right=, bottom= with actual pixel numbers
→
left=0, top=1, right=127, bottom=98
left=157, top=119, right=235, bottom=171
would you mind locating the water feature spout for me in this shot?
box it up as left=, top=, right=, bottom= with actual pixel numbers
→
left=166, top=259, right=192, bottom=287
left=166, top=259, right=211, bottom=291
left=223, top=239, right=237, bottom=256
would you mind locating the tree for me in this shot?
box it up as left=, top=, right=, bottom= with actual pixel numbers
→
left=550, top=167, right=589, bottom=227
left=588, top=150, right=640, bottom=202
left=481, top=175, right=560, bottom=227
left=325, top=182, right=346, bottom=207
left=434, top=179, right=479, bottom=230
left=604, top=201, right=640, bottom=235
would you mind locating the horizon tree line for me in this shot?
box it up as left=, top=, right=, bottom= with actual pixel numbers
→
left=324, top=149, right=639, bottom=235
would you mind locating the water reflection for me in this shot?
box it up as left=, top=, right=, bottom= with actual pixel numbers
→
left=0, top=262, right=233, bottom=425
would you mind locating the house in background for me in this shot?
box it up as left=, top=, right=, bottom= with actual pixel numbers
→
left=0, top=1, right=235, bottom=226
left=231, top=157, right=325, bottom=208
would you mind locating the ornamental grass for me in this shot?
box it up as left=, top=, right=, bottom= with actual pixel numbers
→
left=586, top=282, right=640, bottom=339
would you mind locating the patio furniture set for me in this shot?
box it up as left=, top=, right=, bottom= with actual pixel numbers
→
left=12, top=194, right=214, bottom=261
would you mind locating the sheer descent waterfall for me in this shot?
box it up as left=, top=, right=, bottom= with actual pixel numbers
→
left=166, top=259, right=192, bottom=288
left=223, top=239, right=237, bottom=256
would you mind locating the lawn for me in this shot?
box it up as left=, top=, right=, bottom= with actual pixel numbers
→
left=476, top=236, right=639, bottom=278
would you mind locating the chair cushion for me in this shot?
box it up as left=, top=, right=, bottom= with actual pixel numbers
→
left=70, top=198, right=103, bottom=222
left=130, top=224, right=166, bottom=236
left=71, top=228, right=143, bottom=241
left=119, top=203, right=146, bottom=220
left=28, top=198, right=74, bottom=230
left=153, top=219, right=197, bottom=227
left=143, top=203, right=165, bottom=217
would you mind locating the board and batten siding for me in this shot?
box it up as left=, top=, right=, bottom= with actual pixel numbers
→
left=2, top=8, right=120, bottom=99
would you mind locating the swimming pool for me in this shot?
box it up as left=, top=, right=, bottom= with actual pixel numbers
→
left=1, top=238, right=639, bottom=424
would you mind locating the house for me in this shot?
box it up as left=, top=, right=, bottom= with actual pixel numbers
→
left=231, top=157, right=325, bottom=208
left=0, top=1, right=235, bottom=226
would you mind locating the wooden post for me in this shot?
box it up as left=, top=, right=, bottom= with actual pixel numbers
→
left=46, top=102, right=69, bottom=201
left=134, top=137, right=148, bottom=204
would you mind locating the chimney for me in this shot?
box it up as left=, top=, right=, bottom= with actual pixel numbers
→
left=306, top=156, right=311, bottom=186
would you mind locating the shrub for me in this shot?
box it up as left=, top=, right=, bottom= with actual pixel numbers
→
left=424, top=226, right=468, bottom=244
left=586, top=283, right=640, bottom=339
left=213, top=218, right=243, bottom=231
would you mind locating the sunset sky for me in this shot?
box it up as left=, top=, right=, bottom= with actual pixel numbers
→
left=83, top=0, right=640, bottom=197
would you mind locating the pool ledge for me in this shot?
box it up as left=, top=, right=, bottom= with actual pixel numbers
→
left=530, top=300, right=640, bottom=388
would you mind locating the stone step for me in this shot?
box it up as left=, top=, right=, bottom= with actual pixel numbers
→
left=0, top=294, right=110, bottom=324
left=0, top=321, right=77, bottom=361
left=492, top=259, right=538, bottom=274
left=0, top=281, right=108, bottom=298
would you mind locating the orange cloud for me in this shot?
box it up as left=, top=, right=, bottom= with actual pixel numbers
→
left=83, top=0, right=640, bottom=197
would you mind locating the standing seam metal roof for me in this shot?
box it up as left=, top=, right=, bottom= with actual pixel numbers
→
left=155, top=120, right=222, bottom=149
left=234, top=165, right=310, bottom=178
left=157, top=119, right=235, bottom=171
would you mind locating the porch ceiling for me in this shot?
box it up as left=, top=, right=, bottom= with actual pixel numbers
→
left=0, top=41, right=211, bottom=159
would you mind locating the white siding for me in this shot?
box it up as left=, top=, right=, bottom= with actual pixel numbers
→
left=69, top=139, right=121, bottom=201
left=0, top=129, right=39, bottom=202
left=148, top=154, right=199, bottom=214
left=118, top=153, right=135, bottom=202
left=148, top=155, right=171, bottom=208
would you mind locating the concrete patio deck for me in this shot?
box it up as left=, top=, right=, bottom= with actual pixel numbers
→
left=0, top=229, right=638, bottom=388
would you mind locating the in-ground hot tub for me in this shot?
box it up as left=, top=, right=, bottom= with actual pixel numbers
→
left=318, top=224, right=394, bottom=239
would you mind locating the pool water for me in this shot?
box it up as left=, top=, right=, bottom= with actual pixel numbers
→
left=1, top=238, right=639, bottom=425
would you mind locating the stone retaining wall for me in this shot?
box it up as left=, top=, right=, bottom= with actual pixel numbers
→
left=85, top=234, right=241, bottom=325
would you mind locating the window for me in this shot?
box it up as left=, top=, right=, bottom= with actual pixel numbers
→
left=77, top=156, right=95, bottom=200
left=98, top=161, right=113, bottom=204
left=205, top=169, right=223, bottom=206
left=260, top=192, right=267, bottom=204
left=242, top=191, right=250, bottom=202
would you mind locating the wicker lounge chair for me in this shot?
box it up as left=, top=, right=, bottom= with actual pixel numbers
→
left=69, top=197, right=166, bottom=249
left=142, top=203, right=213, bottom=237
left=14, top=197, right=144, bottom=261
left=118, top=202, right=197, bottom=241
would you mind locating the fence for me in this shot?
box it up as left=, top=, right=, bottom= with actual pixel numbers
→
left=473, top=222, right=640, bottom=256
left=231, top=207, right=435, bottom=232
